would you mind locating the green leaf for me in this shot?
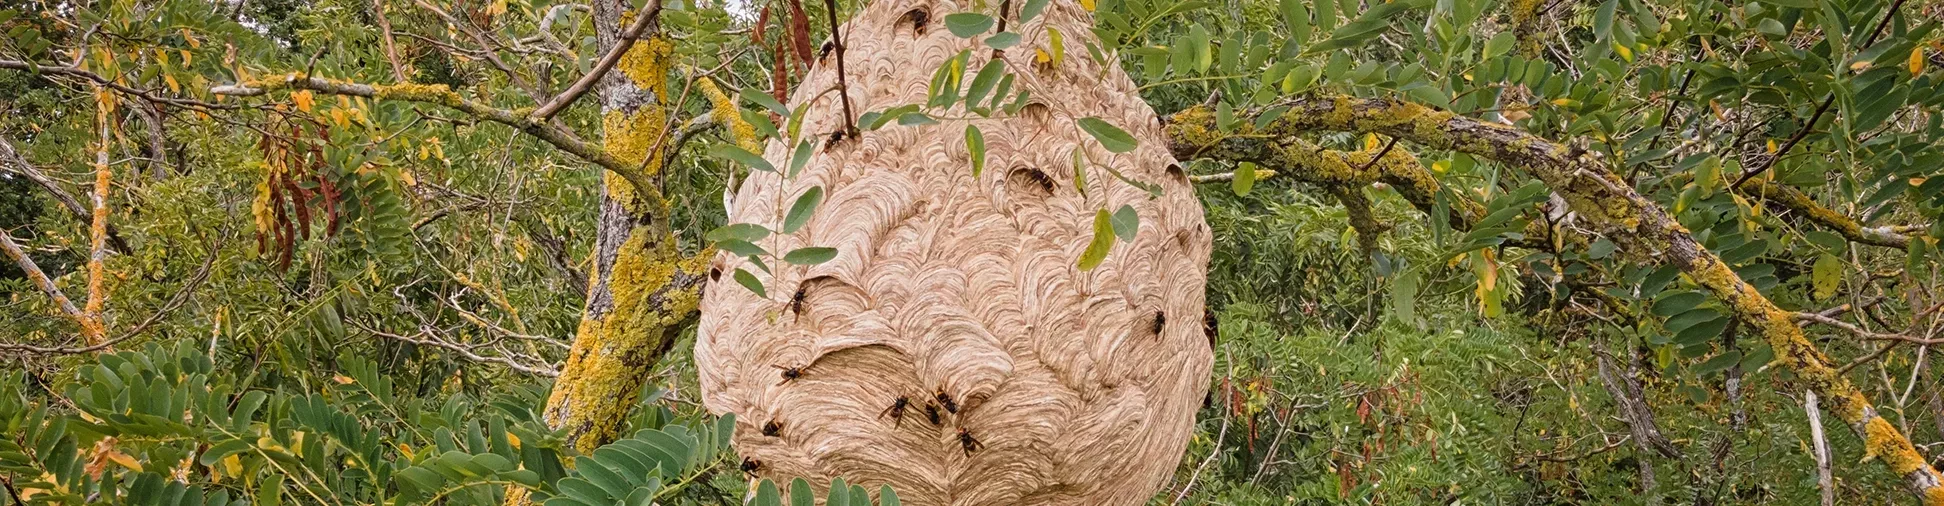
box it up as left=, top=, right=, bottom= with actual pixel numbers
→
left=789, top=478, right=815, bottom=506
left=1483, top=32, right=1515, bottom=60
left=783, top=186, right=825, bottom=234
left=199, top=439, right=251, bottom=466
left=1071, top=147, right=1089, bottom=197
left=754, top=480, right=783, bottom=506
left=784, top=247, right=839, bottom=265
left=897, top=112, right=939, bottom=126
left=1110, top=204, right=1139, bottom=242
left=1076, top=117, right=1138, bottom=153
left=707, top=223, right=771, bottom=243
left=1390, top=270, right=1419, bottom=323
left=944, top=13, right=995, bottom=37
left=1652, top=291, right=1706, bottom=316
left=966, top=125, right=987, bottom=177
left=1019, top=0, right=1050, bottom=22
left=1812, top=253, right=1842, bottom=301
left=1190, top=25, right=1212, bottom=74
left=1694, top=351, right=1743, bottom=375
left=789, top=140, right=814, bottom=178
left=734, top=268, right=767, bottom=298
left=1282, top=0, right=1312, bottom=42
left=717, top=239, right=770, bottom=258
left=1079, top=210, right=1115, bottom=270
left=1674, top=316, right=1730, bottom=346
left=965, top=61, right=1005, bottom=108
left=879, top=486, right=900, bottom=506
left=1232, top=161, right=1257, bottom=196
left=826, top=478, right=850, bottom=506
left=985, top=32, right=1021, bottom=49
left=709, top=144, right=775, bottom=173
left=256, top=474, right=284, bottom=506
left=1909, top=237, right=1930, bottom=280
left=739, top=86, right=789, bottom=116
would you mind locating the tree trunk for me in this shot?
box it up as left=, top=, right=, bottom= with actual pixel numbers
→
left=537, top=0, right=709, bottom=455
left=694, top=1, right=1214, bottom=504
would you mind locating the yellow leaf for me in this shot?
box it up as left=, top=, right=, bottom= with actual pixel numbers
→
left=330, top=108, right=349, bottom=128
left=164, top=74, right=180, bottom=94
left=180, top=49, right=193, bottom=65
left=332, top=374, right=355, bottom=384
left=1047, top=27, right=1066, bottom=66
left=221, top=454, right=242, bottom=479
left=182, top=28, right=201, bottom=48
left=105, top=451, right=142, bottom=472
left=291, top=90, right=314, bottom=113
left=1036, top=48, right=1051, bottom=63
left=1614, top=43, right=1633, bottom=62
left=1766, top=139, right=1778, bottom=153
left=399, top=169, right=418, bottom=188
left=506, top=431, right=522, bottom=449
left=1849, top=60, right=1872, bottom=72
left=1080, top=0, right=1095, bottom=10
left=1913, top=48, right=1927, bottom=78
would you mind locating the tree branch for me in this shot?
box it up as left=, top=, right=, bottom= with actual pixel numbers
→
left=0, top=60, right=233, bottom=110
left=210, top=75, right=660, bottom=201
left=1736, top=178, right=1914, bottom=249
left=0, top=231, right=100, bottom=344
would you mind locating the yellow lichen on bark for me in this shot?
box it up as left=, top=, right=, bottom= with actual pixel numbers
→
left=547, top=231, right=708, bottom=452
left=1864, top=416, right=1929, bottom=474
left=697, top=77, right=758, bottom=150
left=618, top=36, right=675, bottom=100
left=600, top=108, right=669, bottom=210
left=372, top=82, right=464, bottom=107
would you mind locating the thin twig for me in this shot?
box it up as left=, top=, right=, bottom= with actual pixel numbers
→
left=1732, top=0, right=1907, bottom=186
left=1171, top=345, right=1232, bottom=506
left=348, top=319, right=559, bottom=376
left=822, top=0, right=856, bottom=135
left=0, top=232, right=222, bottom=355
left=372, top=0, right=411, bottom=82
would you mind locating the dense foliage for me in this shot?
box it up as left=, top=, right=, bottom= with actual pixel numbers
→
left=3, top=0, right=1943, bottom=503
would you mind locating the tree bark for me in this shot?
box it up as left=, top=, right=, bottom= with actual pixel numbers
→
left=536, top=0, right=709, bottom=455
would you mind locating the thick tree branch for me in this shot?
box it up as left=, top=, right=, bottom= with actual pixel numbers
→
left=83, top=95, right=114, bottom=348
left=1168, top=95, right=1944, bottom=503
left=209, top=75, right=660, bottom=201
left=0, top=231, right=100, bottom=344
